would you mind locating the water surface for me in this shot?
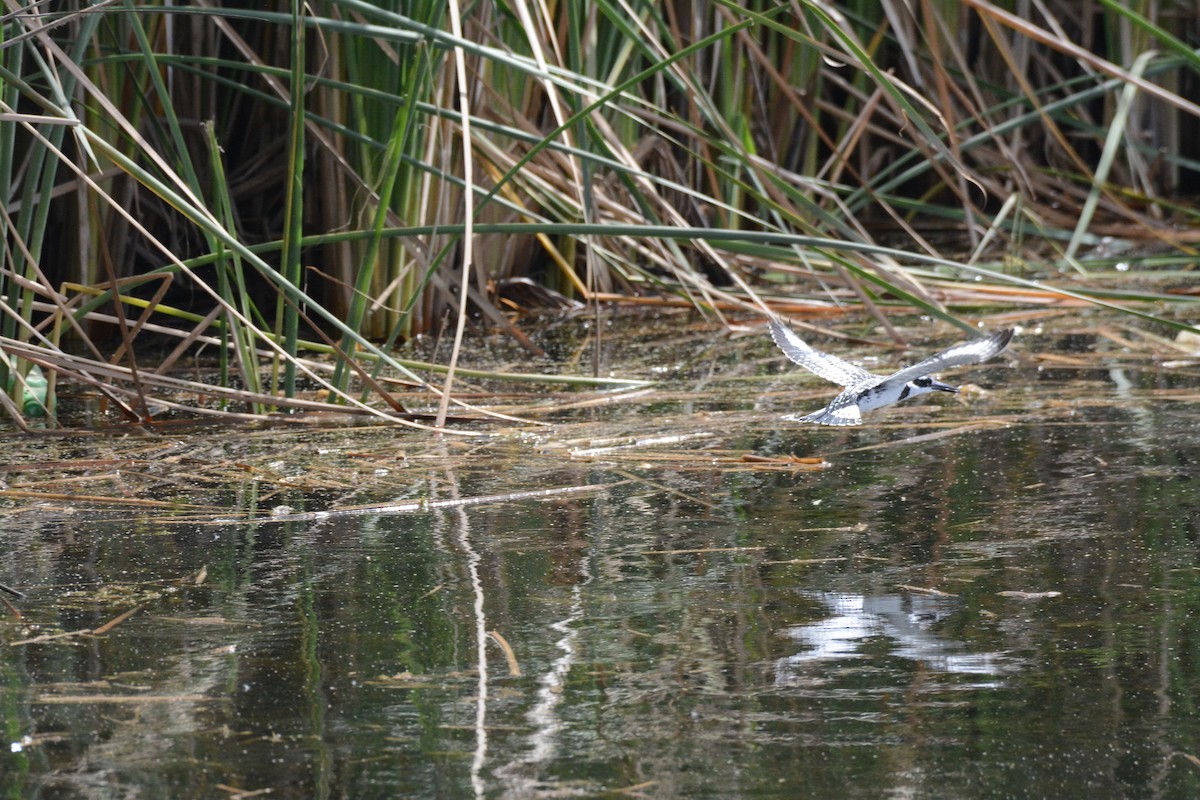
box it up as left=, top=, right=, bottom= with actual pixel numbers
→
left=2, top=319, right=1199, bottom=799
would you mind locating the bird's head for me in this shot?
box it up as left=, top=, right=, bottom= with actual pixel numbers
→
left=910, top=376, right=959, bottom=395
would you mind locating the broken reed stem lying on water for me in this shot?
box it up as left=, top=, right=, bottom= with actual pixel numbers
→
left=191, top=482, right=626, bottom=525
left=10, top=606, right=141, bottom=646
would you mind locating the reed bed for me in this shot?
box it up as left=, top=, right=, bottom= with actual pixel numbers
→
left=2, top=1, right=1199, bottom=429
left=0, top=313, right=1184, bottom=528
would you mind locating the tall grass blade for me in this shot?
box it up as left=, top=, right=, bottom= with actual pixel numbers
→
left=434, top=0, right=477, bottom=429
left=277, top=0, right=307, bottom=398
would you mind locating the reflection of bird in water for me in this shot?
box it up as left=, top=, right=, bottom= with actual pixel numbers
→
left=775, top=592, right=1007, bottom=681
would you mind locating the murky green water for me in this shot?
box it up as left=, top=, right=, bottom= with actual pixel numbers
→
left=3, top=320, right=1200, bottom=798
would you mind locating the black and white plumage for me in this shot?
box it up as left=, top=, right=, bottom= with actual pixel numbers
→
left=769, top=319, right=1014, bottom=425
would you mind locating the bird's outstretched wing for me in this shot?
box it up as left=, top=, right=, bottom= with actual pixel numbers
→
left=768, top=318, right=873, bottom=387
left=882, top=329, right=1014, bottom=386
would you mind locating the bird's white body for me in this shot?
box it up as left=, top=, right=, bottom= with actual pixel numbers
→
left=768, top=319, right=1014, bottom=425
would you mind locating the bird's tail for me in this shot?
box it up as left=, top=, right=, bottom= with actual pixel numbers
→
left=784, top=409, right=862, bottom=426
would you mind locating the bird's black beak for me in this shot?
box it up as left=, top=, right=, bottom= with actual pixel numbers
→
left=933, top=381, right=958, bottom=394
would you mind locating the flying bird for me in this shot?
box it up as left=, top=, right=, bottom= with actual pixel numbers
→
left=769, top=319, right=1014, bottom=425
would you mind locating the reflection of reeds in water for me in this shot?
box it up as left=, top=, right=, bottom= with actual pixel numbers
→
left=3, top=2, right=1199, bottom=428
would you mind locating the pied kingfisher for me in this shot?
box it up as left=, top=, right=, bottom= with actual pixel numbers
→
left=769, top=319, right=1014, bottom=425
